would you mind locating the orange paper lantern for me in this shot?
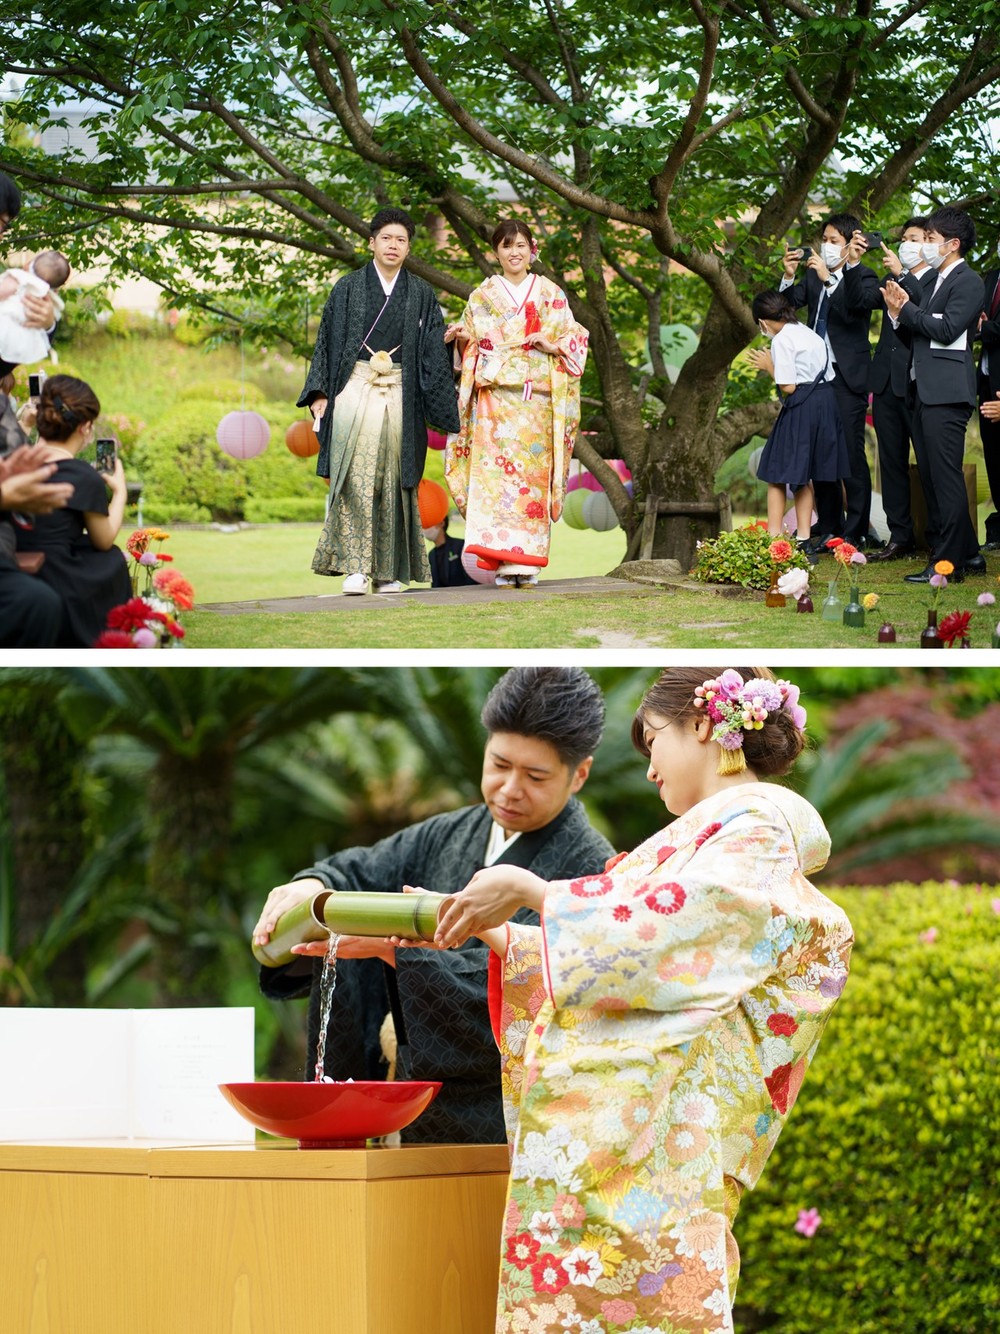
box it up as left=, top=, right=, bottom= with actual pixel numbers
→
left=417, top=478, right=449, bottom=528
left=286, top=418, right=320, bottom=458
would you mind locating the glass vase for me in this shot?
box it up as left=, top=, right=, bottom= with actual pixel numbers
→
left=820, top=579, right=842, bottom=622
left=877, top=622, right=896, bottom=643
left=920, top=608, right=944, bottom=649
left=765, top=565, right=786, bottom=608
left=842, top=586, right=865, bottom=628
left=796, top=594, right=814, bottom=614
left=993, top=629, right=1000, bottom=648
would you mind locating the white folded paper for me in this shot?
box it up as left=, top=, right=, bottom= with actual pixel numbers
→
left=0, top=1007, right=255, bottom=1141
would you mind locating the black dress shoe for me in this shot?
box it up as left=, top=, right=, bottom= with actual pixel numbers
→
left=903, top=563, right=964, bottom=585
left=870, top=541, right=916, bottom=562
left=962, top=554, right=987, bottom=575
left=803, top=533, right=834, bottom=555
left=983, top=540, right=1000, bottom=552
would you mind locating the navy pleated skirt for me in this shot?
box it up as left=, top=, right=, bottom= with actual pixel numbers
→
left=757, top=380, right=850, bottom=491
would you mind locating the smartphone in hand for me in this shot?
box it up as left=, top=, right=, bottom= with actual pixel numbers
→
left=95, top=438, right=118, bottom=474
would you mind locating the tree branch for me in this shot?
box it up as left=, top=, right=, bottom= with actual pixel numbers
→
left=652, top=0, right=723, bottom=209
left=383, top=2, right=653, bottom=228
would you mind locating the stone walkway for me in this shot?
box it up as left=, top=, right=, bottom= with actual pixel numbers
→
left=200, top=575, right=659, bottom=616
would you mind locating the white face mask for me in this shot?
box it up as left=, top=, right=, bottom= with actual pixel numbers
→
left=758, top=322, right=776, bottom=339
left=898, top=241, right=924, bottom=270
left=821, top=241, right=845, bottom=269
left=922, top=241, right=947, bottom=269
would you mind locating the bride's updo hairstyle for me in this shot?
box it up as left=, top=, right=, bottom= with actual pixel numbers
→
left=631, top=666, right=805, bottom=777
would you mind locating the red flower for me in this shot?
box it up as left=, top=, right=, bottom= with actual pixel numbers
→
left=153, top=568, right=195, bottom=611
left=107, top=598, right=168, bottom=632
left=525, top=500, right=545, bottom=519
left=825, top=537, right=844, bottom=549
left=479, top=337, right=494, bottom=350
left=530, top=1253, right=568, bottom=1294
left=93, top=630, right=139, bottom=648
left=644, top=883, right=686, bottom=915
left=604, top=851, right=629, bottom=872
left=833, top=542, right=858, bottom=567
left=613, top=904, right=632, bottom=922
left=570, top=873, right=614, bottom=898
left=505, top=1232, right=540, bottom=1270
left=768, top=538, right=793, bottom=563
left=938, top=609, right=972, bottom=645
left=523, top=303, right=542, bottom=337
left=767, top=1012, right=799, bottom=1037
left=695, top=821, right=722, bottom=847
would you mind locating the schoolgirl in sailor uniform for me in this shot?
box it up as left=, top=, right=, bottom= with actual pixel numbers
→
left=747, top=290, right=850, bottom=550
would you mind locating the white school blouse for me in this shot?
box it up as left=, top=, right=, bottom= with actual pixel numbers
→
left=771, top=320, right=834, bottom=386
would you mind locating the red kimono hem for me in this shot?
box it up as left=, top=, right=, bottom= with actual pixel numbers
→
left=464, top=544, right=549, bottom=572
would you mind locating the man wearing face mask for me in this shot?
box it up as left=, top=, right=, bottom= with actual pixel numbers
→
left=868, top=220, right=937, bottom=561
left=976, top=241, right=1000, bottom=551
left=781, top=212, right=882, bottom=551
left=882, top=207, right=985, bottom=582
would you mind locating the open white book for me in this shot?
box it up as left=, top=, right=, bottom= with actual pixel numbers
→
left=0, top=1007, right=255, bottom=1141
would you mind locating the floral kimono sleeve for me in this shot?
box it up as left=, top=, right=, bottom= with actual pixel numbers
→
left=540, top=811, right=797, bottom=1041
left=543, top=287, right=589, bottom=379
left=488, top=921, right=546, bottom=1145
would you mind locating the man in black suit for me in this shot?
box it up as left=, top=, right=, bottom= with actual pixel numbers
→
left=976, top=249, right=1000, bottom=550
left=868, top=220, right=936, bottom=561
left=781, top=211, right=882, bottom=549
left=882, top=207, right=986, bottom=582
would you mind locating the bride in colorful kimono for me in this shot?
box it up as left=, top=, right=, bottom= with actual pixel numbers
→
left=424, top=667, right=853, bottom=1334
left=444, top=220, right=589, bottom=587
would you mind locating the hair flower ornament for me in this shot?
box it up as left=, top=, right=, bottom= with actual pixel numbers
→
left=693, top=673, right=806, bottom=774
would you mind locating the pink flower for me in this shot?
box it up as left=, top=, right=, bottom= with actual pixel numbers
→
left=991, top=899, right=1000, bottom=915
left=929, top=573, right=947, bottom=589
left=717, top=669, right=745, bottom=699
left=795, top=1207, right=822, bottom=1237
left=919, top=927, right=938, bottom=944
left=850, top=551, right=866, bottom=565
left=133, top=627, right=158, bottom=648
left=139, top=552, right=159, bottom=566
left=978, top=592, right=996, bottom=606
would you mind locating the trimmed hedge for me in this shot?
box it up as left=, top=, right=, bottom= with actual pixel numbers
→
left=133, top=399, right=326, bottom=522
left=735, top=882, right=999, bottom=1333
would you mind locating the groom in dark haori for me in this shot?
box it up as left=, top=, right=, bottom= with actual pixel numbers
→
left=299, top=207, right=460, bottom=594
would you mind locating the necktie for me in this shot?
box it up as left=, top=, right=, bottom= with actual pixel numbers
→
left=814, top=292, right=829, bottom=340
left=990, top=277, right=1000, bottom=319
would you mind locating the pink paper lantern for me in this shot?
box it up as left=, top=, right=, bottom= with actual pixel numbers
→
left=217, top=410, right=271, bottom=460
left=460, top=548, right=496, bottom=585
left=427, top=430, right=448, bottom=451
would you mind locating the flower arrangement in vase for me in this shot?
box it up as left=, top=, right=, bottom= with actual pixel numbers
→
left=94, top=528, right=195, bottom=647
left=920, top=560, right=954, bottom=648
left=777, top=565, right=812, bottom=612
left=765, top=538, right=794, bottom=607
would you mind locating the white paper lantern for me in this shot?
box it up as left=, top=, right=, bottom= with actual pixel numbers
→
left=583, top=489, right=618, bottom=531
left=460, top=548, right=496, bottom=585
left=217, top=410, right=271, bottom=460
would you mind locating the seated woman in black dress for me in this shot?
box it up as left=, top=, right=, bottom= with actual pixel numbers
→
left=15, top=374, right=131, bottom=646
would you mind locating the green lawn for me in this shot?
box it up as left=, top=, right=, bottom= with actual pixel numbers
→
left=155, top=522, right=1000, bottom=650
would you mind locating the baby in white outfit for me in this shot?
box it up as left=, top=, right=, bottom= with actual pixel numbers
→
left=0, top=250, right=70, bottom=366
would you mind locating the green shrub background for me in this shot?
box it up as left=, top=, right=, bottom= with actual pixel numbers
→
left=735, top=881, right=999, bottom=1333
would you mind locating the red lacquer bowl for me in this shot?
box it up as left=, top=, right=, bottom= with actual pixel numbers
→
left=218, top=1080, right=442, bottom=1149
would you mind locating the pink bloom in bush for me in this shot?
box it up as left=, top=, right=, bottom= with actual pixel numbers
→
left=919, top=927, right=938, bottom=944
left=794, top=1207, right=822, bottom=1237
left=991, top=898, right=1000, bottom=915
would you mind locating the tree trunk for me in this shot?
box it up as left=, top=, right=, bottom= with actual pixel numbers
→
left=147, top=746, right=236, bottom=1007
left=636, top=296, right=754, bottom=567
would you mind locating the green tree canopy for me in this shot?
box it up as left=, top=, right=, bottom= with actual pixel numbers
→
left=3, top=0, right=999, bottom=559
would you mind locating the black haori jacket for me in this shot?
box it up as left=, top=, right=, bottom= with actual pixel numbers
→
left=297, top=264, right=460, bottom=487
left=258, top=798, right=615, bottom=1145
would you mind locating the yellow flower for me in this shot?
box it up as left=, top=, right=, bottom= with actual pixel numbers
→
left=934, top=559, right=954, bottom=576
left=863, top=592, right=880, bottom=610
